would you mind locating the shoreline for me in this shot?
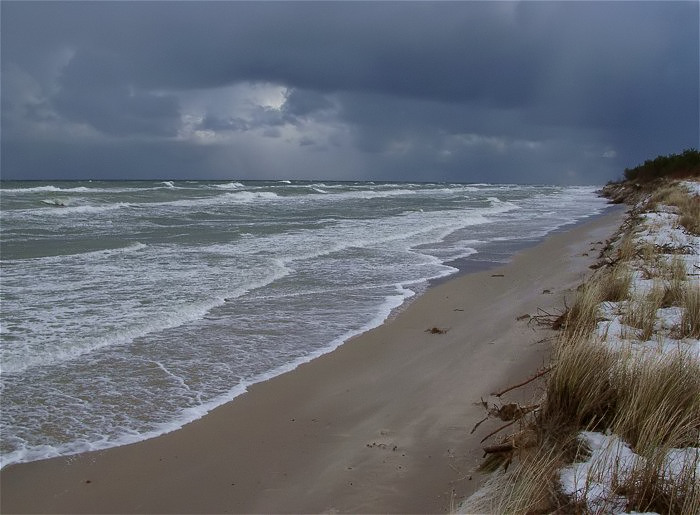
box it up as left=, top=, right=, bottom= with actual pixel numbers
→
left=435, top=205, right=619, bottom=283
left=0, top=205, right=614, bottom=472
left=0, top=205, right=627, bottom=514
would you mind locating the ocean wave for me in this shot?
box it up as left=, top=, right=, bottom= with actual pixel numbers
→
left=0, top=258, right=291, bottom=376
left=40, top=198, right=70, bottom=207
left=44, top=202, right=132, bottom=215
left=3, top=242, right=149, bottom=264
left=2, top=183, right=195, bottom=195
left=212, top=182, right=245, bottom=190
left=0, top=183, right=612, bottom=469
left=8, top=190, right=282, bottom=216
left=0, top=297, right=221, bottom=376
left=1, top=185, right=93, bottom=193
left=154, top=191, right=281, bottom=208
left=270, top=210, right=490, bottom=266
left=311, top=188, right=418, bottom=200
left=0, top=281, right=419, bottom=470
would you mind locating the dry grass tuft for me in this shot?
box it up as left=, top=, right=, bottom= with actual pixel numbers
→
left=563, top=281, right=602, bottom=337
left=538, top=344, right=700, bottom=514
left=615, top=447, right=700, bottom=514
left=543, top=335, right=618, bottom=430
left=599, top=264, right=633, bottom=302
left=657, top=256, right=687, bottom=307
left=612, top=352, right=700, bottom=453
left=678, top=198, right=700, bottom=235
left=462, top=442, right=571, bottom=514
left=646, top=185, right=686, bottom=211
left=667, top=255, right=689, bottom=281
left=622, top=283, right=665, bottom=340
left=679, top=282, right=700, bottom=339
left=617, top=233, right=638, bottom=262
left=665, top=186, right=700, bottom=235
left=639, top=241, right=659, bottom=266
left=646, top=183, right=700, bottom=235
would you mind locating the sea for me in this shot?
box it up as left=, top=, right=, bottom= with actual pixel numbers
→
left=0, top=180, right=611, bottom=468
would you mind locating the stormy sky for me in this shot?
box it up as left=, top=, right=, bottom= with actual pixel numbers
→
left=1, top=1, right=698, bottom=184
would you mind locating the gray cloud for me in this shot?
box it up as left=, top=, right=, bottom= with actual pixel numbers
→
left=2, top=1, right=697, bottom=184
left=282, top=89, right=335, bottom=119
left=52, top=49, right=181, bottom=137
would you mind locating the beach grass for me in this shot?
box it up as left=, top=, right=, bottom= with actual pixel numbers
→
left=612, top=351, right=700, bottom=453
left=562, top=281, right=602, bottom=337
left=645, top=183, right=700, bottom=235
left=461, top=179, right=700, bottom=514
left=543, top=334, right=618, bottom=430
left=679, top=282, right=700, bottom=339
left=622, top=283, right=665, bottom=341
left=599, top=264, right=633, bottom=302
left=617, top=448, right=700, bottom=515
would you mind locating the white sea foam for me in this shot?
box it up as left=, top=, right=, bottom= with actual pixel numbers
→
left=226, top=191, right=280, bottom=201
left=147, top=190, right=281, bottom=209
left=1, top=255, right=291, bottom=375
left=212, top=181, right=245, bottom=189
left=4, top=242, right=148, bottom=264
left=312, top=188, right=418, bottom=200
left=0, top=298, right=225, bottom=375
left=3, top=201, right=134, bottom=218
left=0, top=283, right=419, bottom=469
left=43, top=202, right=132, bottom=215
left=1, top=185, right=91, bottom=193
left=1, top=181, right=613, bottom=468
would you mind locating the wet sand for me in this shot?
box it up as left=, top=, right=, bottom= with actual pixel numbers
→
left=0, top=206, right=626, bottom=514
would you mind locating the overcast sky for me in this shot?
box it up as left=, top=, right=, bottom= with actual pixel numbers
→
left=2, top=1, right=698, bottom=184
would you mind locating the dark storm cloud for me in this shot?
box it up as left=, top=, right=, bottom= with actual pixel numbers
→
left=52, top=49, right=182, bottom=136
left=199, top=89, right=334, bottom=134
left=1, top=1, right=697, bottom=183
left=282, top=89, right=335, bottom=119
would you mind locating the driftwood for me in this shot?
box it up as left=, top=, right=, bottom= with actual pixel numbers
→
left=527, top=307, right=559, bottom=326
left=590, top=253, right=621, bottom=269
left=500, top=403, right=539, bottom=420
left=470, top=414, right=489, bottom=434
left=483, top=443, right=513, bottom=454
left=470, top=401, right=540, bottom=434
left=491, top=367, right=553, bottom=398
left=480, top=419, right=518, bottom=443
left=527, top=300, right=569, bottom=330
left=482, top=427, right=539, bottom=455
left=479, top=428, right=539, bottom=472
left=551, top=311, right=570, bottom=330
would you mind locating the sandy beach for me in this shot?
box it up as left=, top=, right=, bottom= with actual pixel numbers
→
left=0, top=206, right=626, bottom=514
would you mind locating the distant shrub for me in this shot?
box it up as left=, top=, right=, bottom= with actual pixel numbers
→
left=623, top=149, right=700, bottom=183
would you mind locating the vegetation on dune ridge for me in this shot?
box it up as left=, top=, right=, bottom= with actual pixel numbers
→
left=601, top=149, right=700, bottom=206
left=460, top=174, right=700, bottom=514
left=622, top=149, right=700, bottom=183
